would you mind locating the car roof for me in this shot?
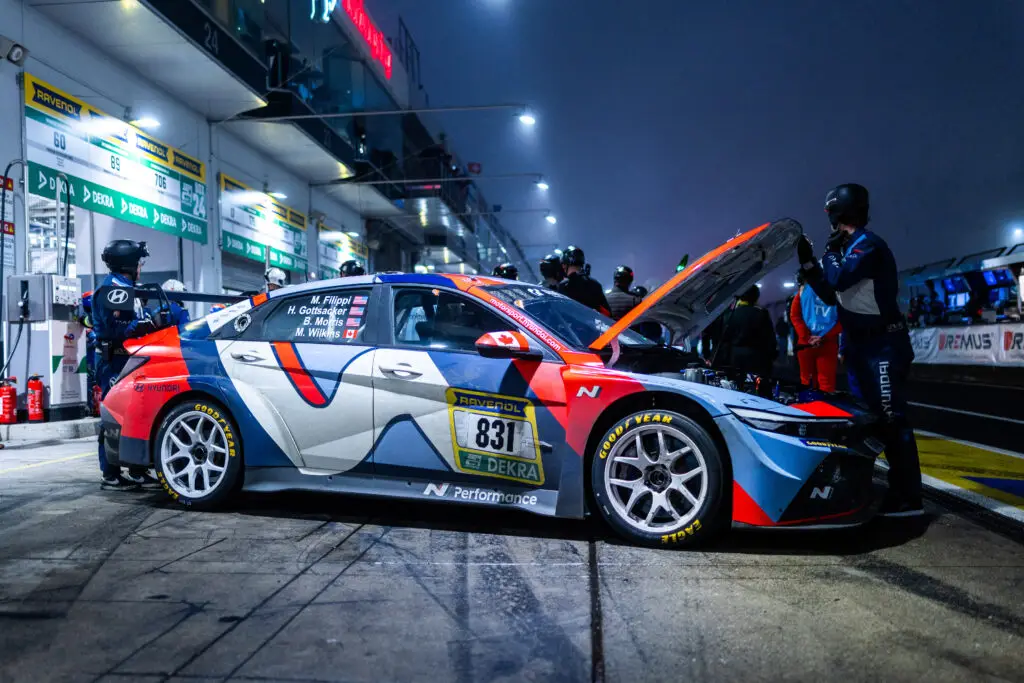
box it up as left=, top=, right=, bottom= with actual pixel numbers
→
left=265, top=273, right=506, bottom=299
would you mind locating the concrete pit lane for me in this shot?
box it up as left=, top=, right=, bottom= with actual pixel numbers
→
left=1, top=436, right=1022, bottom=683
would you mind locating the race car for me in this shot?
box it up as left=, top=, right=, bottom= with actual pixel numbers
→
left=100, top=219, right=883, bottom=547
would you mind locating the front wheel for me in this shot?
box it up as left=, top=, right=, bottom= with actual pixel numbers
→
left=591, top=410, right=727, bottom=548
left=154, top=400, right=242, bottom=510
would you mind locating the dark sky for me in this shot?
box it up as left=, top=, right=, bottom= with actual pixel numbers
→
left=366, top=0, right=1024, bottom=299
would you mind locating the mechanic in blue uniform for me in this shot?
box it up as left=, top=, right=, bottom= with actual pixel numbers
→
left=92, top=240, right=160, bottom=490
left=78, top=291, right=98, bottom=413
left=797, top=183, right=923, bottom=517
left=159, top=279, right=191, bottom=327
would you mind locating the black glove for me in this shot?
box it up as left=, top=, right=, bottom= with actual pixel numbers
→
left=796, top=235, right=816, bottom=265
left=825, top=229, right=849, bottom=254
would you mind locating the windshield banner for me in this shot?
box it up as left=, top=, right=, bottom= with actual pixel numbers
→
left=909, top=323, right=1024, bottom=366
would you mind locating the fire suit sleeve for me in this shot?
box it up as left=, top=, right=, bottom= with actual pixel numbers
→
left=790, top=291, right=811, bottom=343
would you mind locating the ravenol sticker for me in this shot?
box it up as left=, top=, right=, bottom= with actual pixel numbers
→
left=446, top=388, right=544, bottom=486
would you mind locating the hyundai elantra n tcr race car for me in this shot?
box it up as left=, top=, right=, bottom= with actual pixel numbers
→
left=100, top=219, right=883, bottom=547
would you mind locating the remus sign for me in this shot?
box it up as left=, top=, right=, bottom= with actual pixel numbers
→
left=23, top=74, right=208, bottom=243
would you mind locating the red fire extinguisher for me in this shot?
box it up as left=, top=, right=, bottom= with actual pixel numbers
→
left=27, top=374, right=46, bottom=422
left=0, top=377, right=17, bottom=425
left=92, top=383, right=103, bottom=417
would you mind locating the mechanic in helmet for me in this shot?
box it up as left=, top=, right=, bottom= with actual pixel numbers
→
left=92, top=239, right=159, bottom=490
left=340, top=260, right=366, bottom=277
left=159, top=279, right=191, bottom=327
left=556, top=246, right=610, bottom=315
left=78, top=291, right=98, bottom=414
left=605, top=265, right=643, bottom=320
left=797, top=183, right=922, bottom=517
left=492, top=263, right=519, bottom=280
left=538, top=253, right=563, bottom=290
left=264, top=267, right=287, bottom=292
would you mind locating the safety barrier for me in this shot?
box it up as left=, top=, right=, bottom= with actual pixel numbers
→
left=909, top=322, right=1024, bottom=366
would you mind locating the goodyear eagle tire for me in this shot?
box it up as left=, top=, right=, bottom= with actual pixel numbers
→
left=154, top=399, right=242, bottom=510
left=591, top=409, right=726, bottom=548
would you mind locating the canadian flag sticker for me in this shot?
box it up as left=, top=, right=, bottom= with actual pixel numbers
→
left=344, top=328, right=357, bottom=340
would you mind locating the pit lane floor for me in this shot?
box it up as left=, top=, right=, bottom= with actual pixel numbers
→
left=1, top=437, right=1022, bottom=683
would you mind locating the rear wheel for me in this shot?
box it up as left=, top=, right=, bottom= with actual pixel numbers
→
left=154, top=400, right=242, bottom=510
left=591, top=410, right=727, bottom=547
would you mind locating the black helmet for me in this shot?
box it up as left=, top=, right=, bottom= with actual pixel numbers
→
left=492, top=263, right=519, bottom=280
left=340, top=260, right=366, bottom=277
left=561, top=245, right=585, bottom=268
left=101, top=239, right=149, bottom=275
left=631, top=285, right=648, bottom=298
left=539, top=253, right=563, bottom=280
left=614, top=265, right=634, bottom=288
left=824, top=183, right=870, bottom=229
left=583, top=263, right=591, bottom=277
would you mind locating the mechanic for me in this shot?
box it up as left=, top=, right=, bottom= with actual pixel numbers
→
left=606, top=265, right=643, bottom=320
left=78, top=291, right=98, bottom=414
left=340, top=260, right=366, bottom=277
left=557, top=246, right=610, bottom=315
left=538, top=253, right=563, bottom=289
left=797, top=182, right=923, bottom=517
left=716, top=285, right=777, bottom=382
left=790, top=270, right=841, bottom=392
left=492, top=263, right=519, bottom=280
left=265, top=267, right=287, bottom=293
left=160, top=279, right=191, bottom=327
left=92, top=240, right=160, bottom=490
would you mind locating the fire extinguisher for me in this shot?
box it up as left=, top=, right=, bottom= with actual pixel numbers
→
left=92, top=383, right=103, bottom=417
left=27, top=374, right=45, bottom=422
left=0, top=377, right=17, bottom=425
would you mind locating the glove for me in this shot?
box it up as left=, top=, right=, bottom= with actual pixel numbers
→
left=797, top=235, right=816, bottom=265
left=825, top=229, right=849, bottom=254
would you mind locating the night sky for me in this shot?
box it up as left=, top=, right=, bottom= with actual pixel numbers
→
left=366, top=0, right=1024, bottom=299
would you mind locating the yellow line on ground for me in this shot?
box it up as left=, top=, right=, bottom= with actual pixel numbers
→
left=914, top=434, right=1024, bottom=510
left=0, top=452, right=94, bottom=475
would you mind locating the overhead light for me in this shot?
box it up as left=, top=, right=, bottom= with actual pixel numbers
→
left=1015, top=228, right=1023, bottom=239
left=536, top=179, right=549, bottom=191
left=783, top=281, right=796, bottom=289
left=346, top=231, right=360, bottom=238
left=268, top=191, right=287, bottom=200
left=518, top=111, right=537, bottom=126
left=545, top=214, right=557, bottom=225
left=131, top=117, right=160, bottom=130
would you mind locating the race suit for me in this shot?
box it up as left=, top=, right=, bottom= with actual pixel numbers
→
left=160, top=301, right=191, bottom=327
left=557, top=273, right=611, bottom=316
left=803, top=228, right=922, bottom=502
left=91, top=273, right=153, bottom=477
left=606, top=285, right=642, bottom=321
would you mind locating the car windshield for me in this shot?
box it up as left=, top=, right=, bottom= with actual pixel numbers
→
left=483, top=285, right=654, bottom=350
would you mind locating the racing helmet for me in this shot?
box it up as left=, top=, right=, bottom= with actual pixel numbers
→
left=101, top=240, right=149, bottom=275
left=81, top=291, right=93, bottom=314
left=824, top=183, right=870, bottom=229
left=614, top=265, right=634, bottom=288
left=162, top=279, right=186, bottom=293
left=492, top=263, right=519, bottom=280
left=561, top=245, right=585, bottom=268
left=264, top=267, right=287, bottom=288
left=539, top=253, right=563, bottom=280
left=340, top=260, right=366, bottom=277
left=209, top=303, right=227, bottom=313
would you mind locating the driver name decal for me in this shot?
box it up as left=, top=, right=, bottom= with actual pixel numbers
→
left=446, top=388, right=544, bottom=485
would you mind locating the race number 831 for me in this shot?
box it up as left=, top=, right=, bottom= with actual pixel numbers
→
left=447, top=388, right=544, bottom=485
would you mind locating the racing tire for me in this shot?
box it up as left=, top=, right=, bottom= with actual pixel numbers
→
left=591, top=409, right=727, bottom=548
left=154, top=399, right=243, bottom=511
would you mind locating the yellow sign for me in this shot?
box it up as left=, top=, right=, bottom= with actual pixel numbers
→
left=24, top=73, right=205, bottom=183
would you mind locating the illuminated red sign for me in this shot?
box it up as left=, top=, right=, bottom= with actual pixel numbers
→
left=343, top=0, right=393, bottom=80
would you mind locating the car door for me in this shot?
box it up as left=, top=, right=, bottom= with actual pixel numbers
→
left=217, top=286, right=378, bottom=472
left=371, top=285, right=564, bottom=490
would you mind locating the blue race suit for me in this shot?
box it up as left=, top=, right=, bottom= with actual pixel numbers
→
left=804, top=228, right=922, bottom=502
left=160, top=301, right=191, bottom=327
left=91, top=272, right=152, bottom=477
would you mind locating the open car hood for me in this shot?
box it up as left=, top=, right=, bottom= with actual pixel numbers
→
left=590, top=218, right=802, bottom=351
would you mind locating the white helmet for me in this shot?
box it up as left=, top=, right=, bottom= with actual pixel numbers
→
left=162, top=278, right=186, bottom=293
left=264, top=267, right=286, bottom=288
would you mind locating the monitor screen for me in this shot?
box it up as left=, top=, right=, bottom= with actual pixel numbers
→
left=942, top=278, right=956, bottom=293
left=983, top=271, right=997, bottom=286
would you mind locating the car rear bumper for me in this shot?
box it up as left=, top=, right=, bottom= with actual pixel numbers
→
left=100, top=405, right=149, bottom=466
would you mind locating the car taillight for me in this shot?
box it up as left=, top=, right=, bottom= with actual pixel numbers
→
left=114, top=356, right=149, bottom=384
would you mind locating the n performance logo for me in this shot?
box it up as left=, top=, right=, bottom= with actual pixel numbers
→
left=422, top=482, right=539, bottom=507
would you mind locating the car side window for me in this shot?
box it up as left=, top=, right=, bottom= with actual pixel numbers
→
left=392, top=288, right=510, bottom=352
left=245, top=288, right=372, bottom=343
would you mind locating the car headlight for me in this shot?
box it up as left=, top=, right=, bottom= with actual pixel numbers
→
left=727, top=405, right=852, bottom=438
left=114, top=356, right=149, bottom=384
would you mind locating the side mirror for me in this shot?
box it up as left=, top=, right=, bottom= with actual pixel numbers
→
left=475, top=331, right=542, bottom=360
